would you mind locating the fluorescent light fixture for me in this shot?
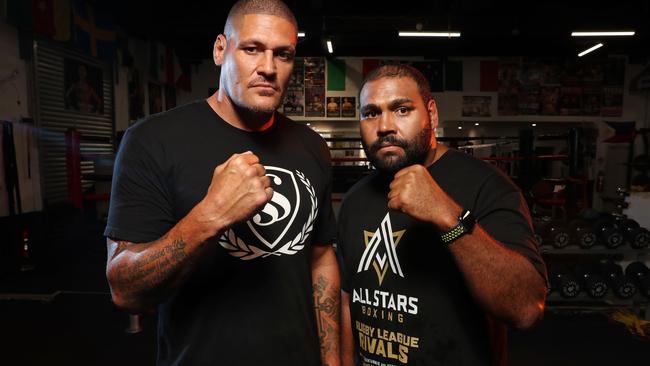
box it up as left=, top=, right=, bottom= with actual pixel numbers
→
left=578, top=43, right=603, bottom=57
left=326, top=40, right=333, bottom=53
left=298, top=32, right=306, bottom=37
left=399, top=31, right=461, bottom=37
left=571, top=31, right=634, bottom=37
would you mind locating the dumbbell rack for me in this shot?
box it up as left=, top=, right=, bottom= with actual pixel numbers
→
left=543, top=247, right=649, bottom=316
left=541, top=190, right=650, bottom=319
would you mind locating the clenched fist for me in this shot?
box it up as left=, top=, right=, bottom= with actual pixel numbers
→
left=193, top=151, right=273, bottom=237
left=388, top=164, right=461, bottom=231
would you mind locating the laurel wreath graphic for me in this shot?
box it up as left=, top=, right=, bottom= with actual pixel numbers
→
left=218, top=170, right=318, bottom=260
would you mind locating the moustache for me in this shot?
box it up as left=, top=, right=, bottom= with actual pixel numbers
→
left=369, top=135, right=408, bottom=154
left=248, top=78, right=278, bottom=90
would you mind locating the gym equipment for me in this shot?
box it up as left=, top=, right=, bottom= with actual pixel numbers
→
left=625, top=262, right=650, bottom=298
left=593, top=218, right=624, bottom=249
left=568, top=219, right=597, bottom=249
left=574, top=263, right=608, bottom=298
left=550, top=268, right=581, bottom=298
left=617, top=218, right=650, bottom=249
left=601, top=261, right=637, bottom=299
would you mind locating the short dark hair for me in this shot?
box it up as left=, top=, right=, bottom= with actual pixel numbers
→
left=224, top=0, right=297, bottom=37
left=361, top=64, right=432, bottom=105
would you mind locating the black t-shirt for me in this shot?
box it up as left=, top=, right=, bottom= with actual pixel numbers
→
left=105, top=100, right=336, bottom=366
left=337, top=149, right=547, bottom=366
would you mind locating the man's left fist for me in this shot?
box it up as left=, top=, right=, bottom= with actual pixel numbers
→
left=387, top=165, right=461, bottom=230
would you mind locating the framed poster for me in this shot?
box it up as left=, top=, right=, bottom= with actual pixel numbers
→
left=341, top=97, right=356, bottom=118
left=462, top=96, right=491, bottom=117
left=64, top=58, right=103, bottom=114
left=305, top=87, right=325, bottom=117
left=326, top=96, right=341, bottom=117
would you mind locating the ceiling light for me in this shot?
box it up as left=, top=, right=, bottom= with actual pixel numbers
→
left=298, top=32, right=306, bottom=37
left=571, top=31, right=634, bottom=37
left=474, top=123, right=480, bottom=126
left=306, top=123, right=311, bottom=126
left=458, top=126, right=463, bottom=130
left=578, top=43, right=603, bottom=57
left=326, top=40, right=333, bottom=53
left=531, top=123, right=537, bottom=127
left=398, top=31, right=461, bottom=38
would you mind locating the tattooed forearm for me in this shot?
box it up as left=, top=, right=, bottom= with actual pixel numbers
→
left=313, top=274, right=340, bottom=365
left=107, top=235, right=196, bottom=311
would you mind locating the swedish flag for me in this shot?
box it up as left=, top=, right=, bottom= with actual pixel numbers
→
left=72, top=0, right=115, bottom=60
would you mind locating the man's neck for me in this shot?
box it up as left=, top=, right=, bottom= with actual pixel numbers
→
left=424, top=143, right=448, bottom=167
left=207, top=90, right=274, bottom=132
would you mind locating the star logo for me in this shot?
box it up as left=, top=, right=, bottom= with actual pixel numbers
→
left=356, top=213, right=405, bottom=285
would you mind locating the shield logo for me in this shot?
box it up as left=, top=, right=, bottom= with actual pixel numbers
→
left=246, top=166, right=301, bottom=249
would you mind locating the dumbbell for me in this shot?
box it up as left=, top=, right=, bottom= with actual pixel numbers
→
left=617, top=219, right=650, bottom=249
left=593, top=219, right=624, bottom=249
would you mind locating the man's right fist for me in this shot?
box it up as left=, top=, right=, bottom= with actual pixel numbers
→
left=194, top=151, right=273, bottom=237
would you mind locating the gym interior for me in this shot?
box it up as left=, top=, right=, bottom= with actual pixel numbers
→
left=1, top=0, right=649, bottom=365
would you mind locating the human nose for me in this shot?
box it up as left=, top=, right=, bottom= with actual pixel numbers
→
left=377, top=112, right=396, bottom=136
left=257, top=50, right=277, bottom=78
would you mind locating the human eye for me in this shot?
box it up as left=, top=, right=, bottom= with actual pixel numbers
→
left=395, top=106, right=411, bottom=116
left=361, top=110, right=379, bottom=120
left=242, top=46, right=258, bottom=54
left=276, top=50, right=295, bottom=61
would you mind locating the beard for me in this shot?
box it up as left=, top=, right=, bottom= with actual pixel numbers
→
left=363, top=127, right=432, bottom=175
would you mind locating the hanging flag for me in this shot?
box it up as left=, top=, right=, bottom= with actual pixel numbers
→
left=412, top=60, right=443, bottom=92
left=33, top=0, right=55, bottom=37
left=445, top=60, right=463, bottom=91
left=480, top=60, right=498, bottom=91
left=327, top=58, right=346, bottom=91
left=31, top=0, right=71, bottom=41
left=362, top=59, right=381, bottom=79
left=72, top=0, right=116, bottom=59
left=52, top=0, right=71, bottom=41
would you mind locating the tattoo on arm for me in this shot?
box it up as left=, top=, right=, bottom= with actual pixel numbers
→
left=313, top=274, right=340, bottom=364
left=109, top=235, right=192, bottom=308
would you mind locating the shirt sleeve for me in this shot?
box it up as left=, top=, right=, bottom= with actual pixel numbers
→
left=473, top=172, right=549, bottom=287
left=104, top=127, right=176, bottom=243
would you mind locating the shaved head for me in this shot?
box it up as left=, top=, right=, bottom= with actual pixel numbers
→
left=224, top=0, right=297, bottom=37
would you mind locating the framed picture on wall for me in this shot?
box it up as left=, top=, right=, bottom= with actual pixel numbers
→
left=341, top=97, right=356, bottom=117
left=462, top=96, right=491, bottom=117
left=326, top=97, right=341, bottom=117
left=64, top=58, right=104, bottom=114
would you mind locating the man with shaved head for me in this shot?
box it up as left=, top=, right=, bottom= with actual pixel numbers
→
left=105, top=1, right=340, bottom=365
